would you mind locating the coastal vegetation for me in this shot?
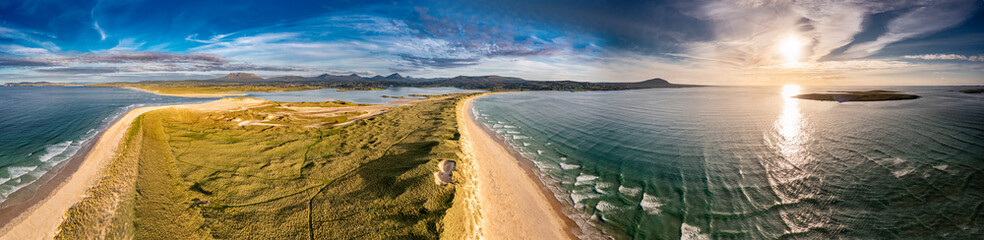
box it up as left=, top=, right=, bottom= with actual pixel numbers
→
left=55, top=95, right=477, bottom=239
left=959, top=88, right=984, bottom=94
left=794, top=90, right=920, bottom=102
left=87, top=72, right=692, bottom=97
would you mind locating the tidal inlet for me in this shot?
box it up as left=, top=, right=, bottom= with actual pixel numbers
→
left=1, top=0, right=982, bottom=239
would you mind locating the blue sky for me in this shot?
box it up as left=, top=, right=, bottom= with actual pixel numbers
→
left=1, top=0, right=982, bottom=85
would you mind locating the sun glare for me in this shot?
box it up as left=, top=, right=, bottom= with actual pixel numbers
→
left=781, top=84, right=801, bottom=98
left=778, top=36, right=803, bottom=63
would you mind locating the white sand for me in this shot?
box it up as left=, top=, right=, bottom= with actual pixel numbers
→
left=458, top=95, right=576, bottom=239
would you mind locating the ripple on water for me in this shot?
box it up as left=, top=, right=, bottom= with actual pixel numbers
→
left=471, top=87, right=984, bottom=239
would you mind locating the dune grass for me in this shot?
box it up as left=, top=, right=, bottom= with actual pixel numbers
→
left=56, top=95, right=477, bottom=239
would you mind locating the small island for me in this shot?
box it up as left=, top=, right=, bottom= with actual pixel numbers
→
left=794, top=90, right=920, bottom=102
left=959, top=88, right=984, bottom=94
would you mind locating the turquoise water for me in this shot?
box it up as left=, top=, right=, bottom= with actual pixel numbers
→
left=470, top=86, right=984, bottom=239
left=243, top=87, right=484, bottom=104
left=0, top=87, right=208, bottom=206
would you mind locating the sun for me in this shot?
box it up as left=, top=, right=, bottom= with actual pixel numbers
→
left=781, top=84, right=802, bottom=98
left=778, top=36, right=803, bottom=63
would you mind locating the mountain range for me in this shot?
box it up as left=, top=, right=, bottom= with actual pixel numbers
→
left=102, top=72, right=697, bottom=91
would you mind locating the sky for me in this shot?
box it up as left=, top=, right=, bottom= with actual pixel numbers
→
left=1, top=0, right=982, bottom=85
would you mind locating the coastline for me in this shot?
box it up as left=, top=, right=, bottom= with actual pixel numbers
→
left=0, top=97, right=268, bottom=239
left=457, top=94, right=580, bottom=239
left=120, top=86, right=244, bottom=98
left=0, top=105, right=171, bottom=239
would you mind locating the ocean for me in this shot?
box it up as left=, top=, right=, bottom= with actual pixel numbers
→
left=0, top=86, right=208, bottom=206
left=470, top=86, right=984, bottom=239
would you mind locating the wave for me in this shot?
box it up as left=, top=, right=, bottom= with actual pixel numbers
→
left=37, top=141, right=73, bottom=163
left=640, top=193, right=664, bottom=215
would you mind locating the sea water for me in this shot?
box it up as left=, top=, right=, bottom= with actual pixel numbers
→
left=243, top=87, right=484, bottom=104
left=470, top=86, right=984, bottom=239
left=0, top=86, right=207, bottom=206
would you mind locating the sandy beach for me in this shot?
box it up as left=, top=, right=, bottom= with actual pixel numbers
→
left=0, top=106, right=169, bottom=239
left=457, top=95, right=579, bottom=239
left=0, top=98, right=267, bottom=239
left=121, top=87, right=246, bottom=98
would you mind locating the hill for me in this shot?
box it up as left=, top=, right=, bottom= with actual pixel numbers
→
left=87, top=72, right=698, bottom=97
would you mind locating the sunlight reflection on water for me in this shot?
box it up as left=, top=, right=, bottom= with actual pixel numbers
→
left=770, top=84, right=828, bottom=235
left=778, top=84, right=807, bottom=165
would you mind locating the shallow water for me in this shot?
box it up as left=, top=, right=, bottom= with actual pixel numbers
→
left=243, top=87, right=484, bottom=104
left=0, top=86, right=207, bottom=206
left=471, top=86, right=984, bottom=239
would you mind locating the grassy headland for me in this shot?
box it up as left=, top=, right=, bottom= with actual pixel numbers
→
left=794, top=90, right=920, bottom=102
left=55, top=95, right=477, bottom=239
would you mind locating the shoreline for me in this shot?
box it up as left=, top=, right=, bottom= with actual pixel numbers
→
left=120, top=86, right=244, bottom=98
left=458, top=94, right=581, bottom=239
left=0, top=105, right=172, bottom=239
left=0, top=97, right=268, bottom=239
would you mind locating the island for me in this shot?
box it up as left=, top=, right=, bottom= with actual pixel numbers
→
left=959, top=88, right=984, bottom=94
left=793, top=90, right=920, bottom=102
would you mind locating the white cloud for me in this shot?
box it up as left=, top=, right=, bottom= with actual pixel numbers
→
left=93, top=21, right=107, bottom=40
left=185, top=32, right=236, bottom=43
left=904, top=54, right=984, bottom=62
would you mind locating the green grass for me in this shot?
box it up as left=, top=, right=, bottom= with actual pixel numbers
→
left=56, top=94, right=478, bottom=239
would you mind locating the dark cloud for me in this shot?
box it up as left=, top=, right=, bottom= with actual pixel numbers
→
left=197, top=63, right=313, bottom=72
left=0, top=58, right=58, bottom=67
left=77, top=52, right=230, bottom=64
left=2, top=51, right=312, bottom=74
left=34, top=63, right=312, bottom=75
left=397, top=54, right=480, bottom=69
left=401, top=6, right=560, bottom=59
left=449, top=0, right=712, bottom=54
left=36, top=66, right=124, bottom=74
left=488, top=48, right=553, bottom=57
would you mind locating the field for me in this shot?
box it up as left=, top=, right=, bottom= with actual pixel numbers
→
left=56, top=95, right=478, bottom=239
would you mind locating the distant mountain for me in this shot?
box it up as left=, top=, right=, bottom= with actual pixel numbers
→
left=215, top=72, right=263, bottom=81
left=4, top=81, right=80, bottom=87
left=95, top=72, right=699, bottom=91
